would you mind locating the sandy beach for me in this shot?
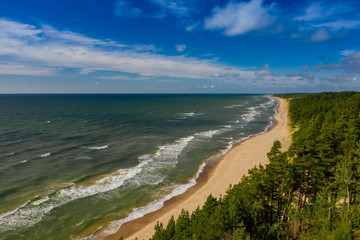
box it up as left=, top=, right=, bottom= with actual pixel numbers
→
left=97, top=97, right=291, bottom=240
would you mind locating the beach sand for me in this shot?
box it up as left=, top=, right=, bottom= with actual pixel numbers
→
left=96, top=97, right=291, bottom=240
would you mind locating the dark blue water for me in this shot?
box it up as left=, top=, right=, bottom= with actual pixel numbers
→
left=0, top=94, right=277, bottom=240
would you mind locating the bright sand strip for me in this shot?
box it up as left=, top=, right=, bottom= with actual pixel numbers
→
left=97, top=97, right=291, bottom=240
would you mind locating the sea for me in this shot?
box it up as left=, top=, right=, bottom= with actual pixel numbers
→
left=0, top=94, right=277, bottom=240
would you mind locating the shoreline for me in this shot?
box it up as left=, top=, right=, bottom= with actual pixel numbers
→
left=92, top=97, right=291, bottom=240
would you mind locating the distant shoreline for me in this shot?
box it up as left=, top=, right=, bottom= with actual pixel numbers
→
left=92, top=97, right=291, bottom=240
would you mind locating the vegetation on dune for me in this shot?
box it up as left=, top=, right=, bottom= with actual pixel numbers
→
left=273, top=93, right=313, bottom=99
left=149, top=91, right=360, bottom=240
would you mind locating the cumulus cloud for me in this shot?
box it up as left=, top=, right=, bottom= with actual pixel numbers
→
left=311, top=28, right=331, bottom=42
left=175, top=44, right=186, bottom=52
left=286, top=73, right=315, bottom=82
left=325, top=74, right=358, bottom=83
left=314, top=51, right=360, bottom=73
left=204, top=0, right=278, bottom=36
left=342, top=51, right=360, bottom=73
left=255, top=69, right=281, bottom=78
left=292, top=2, right=360, bottom=43
left=0, top=19, right=259, bottom=82
left=314, top=62, right=342, bottom=70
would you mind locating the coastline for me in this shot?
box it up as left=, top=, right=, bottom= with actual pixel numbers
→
left=93, top=97, right=291, bottom=240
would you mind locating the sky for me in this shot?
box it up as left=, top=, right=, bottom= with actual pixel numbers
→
left=0, top=0, right=360, bottom=93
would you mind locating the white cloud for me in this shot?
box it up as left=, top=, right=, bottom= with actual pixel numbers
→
left=0, top=19, right=258, bottom=82
left=340, top=50, right=356, bottom=57
left=175, top=44, right=186, bottom=52
left=204, top=0, right=277, bottom=36
left=150, top=0, right=193, bottom=17
left=293, top=3, right=331, bottom=22
left=0, top=20, right=41, bottom=41
left=0, top=63, right=56, bottom=76
left=300, top=65, right=309, bottom=71
left=293, top=2, right=360, bottom=43
left=294, top=2, right=354, bottom=22
left=314, top=51, right=360, bottom=73
left=311, top=28, right=331, bottom=42
left=185, top=22, right=200, bottom=32
left=312, top=19, right=360, bottom=31
left=255, top=69, right=271, bottom=77
left=325, top=74, right=358, bottom=83
left=113, top=0, right=197, bottom=19
left=197, top=85, right=215, bottom=89
left=98, top=75, right=148, bottom=81
left=286, top=73, right=315, bottom=82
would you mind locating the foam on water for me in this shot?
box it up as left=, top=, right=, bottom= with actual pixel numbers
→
left=83, top=145, right=109, bottom=150
left=0, top=152, right=15, bottom=159
left=224, top=106, right=234, bottom=109
left=176, top=112, right=204, bottom=119
left=0, top=158, right=31, bottom=173
left=257, top=97, right=276, bottom=109
left=95, top=160, right=208, bottom=239
left=148, top=136, right=194, bottom=167
left=241, top=107, right=260, bottom=123
left=39, top=153, right=51, bottom=158
left=0, top=158, right=151, bottom=231
left=92, top=138, right=240, bottom=239
left=4, top=140, right=22, bottom=147
left=32, top=196, right=50, bottom=206
left=131, top=135, right=196, bottom=187
left=195, top=130, right=221, bottom=138
left=182, top=112, right=196, bottom=117
left=234, top=97, right=275, bottom=125
left=75, top=220, right=85, bottom=227
left=224, top=104, right=243, bottom=109
left=0, top=135, right=196, bottom=232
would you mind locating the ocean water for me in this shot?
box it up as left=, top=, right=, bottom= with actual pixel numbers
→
left=0, top=94, right=277, bottom=240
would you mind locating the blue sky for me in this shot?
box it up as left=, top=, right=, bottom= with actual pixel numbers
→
left=0, top=0, right=360, bottom=93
